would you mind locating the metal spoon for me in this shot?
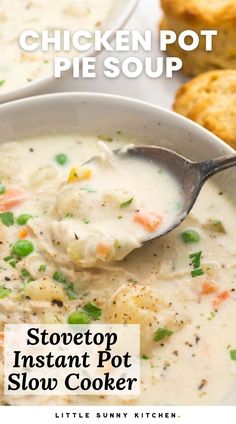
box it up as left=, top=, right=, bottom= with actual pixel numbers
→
left=114, top=145, right=236, bottom=241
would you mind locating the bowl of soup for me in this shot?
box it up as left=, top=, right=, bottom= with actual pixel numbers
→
left=0, top=92, right=236, bottom=406
left=0, top=0, right=138, bottom=104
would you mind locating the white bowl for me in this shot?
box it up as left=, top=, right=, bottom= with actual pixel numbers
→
left=0, top=0, right=138, bottom=104
left=0, top=92, right=235, bottom=405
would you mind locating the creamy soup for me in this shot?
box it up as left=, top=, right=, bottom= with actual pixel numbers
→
left=0, top=133, right=236, bottom=406
left=41, top=142, right=183, bottom=267
left=0, top=0, right=112, bottom=92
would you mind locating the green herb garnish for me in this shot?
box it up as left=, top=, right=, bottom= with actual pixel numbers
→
left=65, top=213, right=74, bottom=218
left=120, top=198, right=134, bottom=208
left=83, top=218, right=90, bottom=224
left=53, top=271, right=77, bottom=300
left=142, top=355, right=149, bottom=360
left=17, top=214, right=33, bottom=226
left=0, top=212, right=14, bottom=227
left=207, top=311, right=216, bottom=320
left=39, top=264, right=47, bottom=272
left=153, top=328, right=173, bottom=342
left=0, top=285, right=11, bottom=299
left=82, top=302, right=102, bottom=320
left=0, top=183, right=6, bottom=195
left=21, top=268, right=34, bottom=287
left=181, top=230, right=200, bottom=243
left=0, top=80, right=5, bottom=87
left=189, top=251, right=204, bottom=278
left=190, top=251, right=202, bottom=269
left=191, top=268, right=204, bottom=278
left=230, top=350, right=236, bottom=361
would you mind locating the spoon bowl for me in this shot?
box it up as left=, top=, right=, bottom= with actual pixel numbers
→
left=113, top=145, right=236, bottom=242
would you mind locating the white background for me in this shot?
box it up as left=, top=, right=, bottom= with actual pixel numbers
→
left=51, top=0, right=188, bottom=110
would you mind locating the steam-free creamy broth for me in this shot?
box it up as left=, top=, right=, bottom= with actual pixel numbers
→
left=0, top=0, right=112, bottom=92
left=0, top=133, right=236, bottom=406
left=47, top=142, right=183, bottom=267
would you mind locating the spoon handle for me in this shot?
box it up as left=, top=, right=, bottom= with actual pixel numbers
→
left=198, top=154, right=236, bottom=181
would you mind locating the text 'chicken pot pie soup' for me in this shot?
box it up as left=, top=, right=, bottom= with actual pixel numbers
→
left=0, top=132, right=236, bottom=406
left=0, top=0, right=113, bottom=93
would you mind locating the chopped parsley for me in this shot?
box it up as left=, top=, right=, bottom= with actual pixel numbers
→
left=153, top=328, right=173, bottom=342
left=230, top=350, right=236, bottom=361
left=181, top=230, right=200, bottom=243
left=82, top=302, right=102, bottom=320
left=0, top=212, right=14, bottom=227
left=0, top=80, right=5, bottom=87
left=4, top=255, right=17, bottom=268
left=120, top=198, right=134, bottom=208
left=190, top=251, right=202, bottom=269
left=207, top=311, right=216, bottom=320
left=189, top=251, right=204, bottom=278
left=21, top=268, right=34, bottom=288
left=65, top=213, right=74, bottom=218
left=53, top=271, right=77, bottom=300
left=142, top=355, right=149, bottom=360
left=0, top=183, right=6, bottom=195
left=17, top=214, right=33, bottom=226
left=0, top=285, right=11, bottom=299
left=191, top=268, right=204, bottom=278
left=39, top=264, right=47, bottom=272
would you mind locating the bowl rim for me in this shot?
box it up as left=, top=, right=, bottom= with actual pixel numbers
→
left=0, top=0, right=139, bottom=104
left=0, top=90, right=233, bottom=157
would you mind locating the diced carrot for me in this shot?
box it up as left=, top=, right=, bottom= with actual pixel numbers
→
left=134, top=211, right=162, bottom=232
left=201, top=281, right=218, bottom=295
left=0, top=186, right=27, bottom=212
left=212, top=290, right=230, bottom=308
left=96, top=243, right=111, bottom=258
left=18, top=227, right=28, bottom=239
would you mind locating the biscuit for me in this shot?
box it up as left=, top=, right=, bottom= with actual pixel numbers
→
left=173, top=70, right=236, bottom=149
left=160, top=0, right=236, bottom=76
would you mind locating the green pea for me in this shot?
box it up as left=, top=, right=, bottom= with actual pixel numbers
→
left=17, top=214, right=33, bottom=226
left=12, top=240, right=34, bottom=257
left=181, top=230, right=200, bottom=244
left=67, top=311, right=91, bottom=325
left=55, top=153, right=68, bottom=166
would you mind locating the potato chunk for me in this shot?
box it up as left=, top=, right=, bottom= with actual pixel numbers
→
left=24, top=277, right=65, bottom=302
left=105, top=283, right=164, bottom=353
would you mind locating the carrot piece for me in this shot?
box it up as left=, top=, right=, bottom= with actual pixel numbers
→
left=201, top=281, right=218, bottom=295
left=134, top=211, right=162, bottom=232
left=213, top=290, right=230, bottom=308
left=0, top=186, right=27, bottom=212
left=96, top=243, right=111, bottom=257
left=18, top=227, right=28, bottom=239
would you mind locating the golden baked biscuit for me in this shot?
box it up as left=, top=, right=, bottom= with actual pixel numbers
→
left=173, top=70, right=236, bottom=149
left=160, top=0, right=236, bottom=76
